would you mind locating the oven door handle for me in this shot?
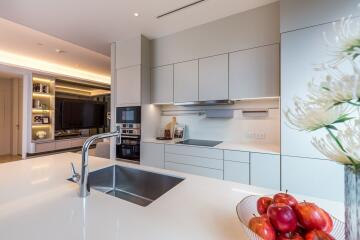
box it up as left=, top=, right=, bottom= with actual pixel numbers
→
left=121, top=135, right=140, bottom=139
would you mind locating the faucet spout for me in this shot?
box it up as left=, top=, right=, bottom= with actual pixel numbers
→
left=79, top=131, right=121, bottom=198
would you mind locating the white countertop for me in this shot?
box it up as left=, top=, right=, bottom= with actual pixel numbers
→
left=0, top=153, right=342, bottom=240
left=142, top=139, right=280, bottom=154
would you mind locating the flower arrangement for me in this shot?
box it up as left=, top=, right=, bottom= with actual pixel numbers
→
left=285, top=16, right=360, bottom=169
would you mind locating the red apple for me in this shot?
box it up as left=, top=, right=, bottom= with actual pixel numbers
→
left=257, top=196, right=273, bottom=215
left=273, top=190, right=298, bottom=208
left=248, top=215, right=276, bottom=240
left=294, top=202, right=333, bottom=233
left=267, top=203, right=298, bottom=233
left=304, top=230, right=335, bottom=240
left=277, top=232, right=304, bottom=240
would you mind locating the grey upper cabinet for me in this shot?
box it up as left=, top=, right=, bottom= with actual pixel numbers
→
left=280, top=0, right=360, bottom=33
left=115, top=37, right=141, bottom=69
left=116, top=66, right=141, bottom=107
left=229, top=44, right=279, bottom=100
left=174, top=60, right=199, bottom=103
left=199, top=54, right=229, bottom=101
left=281, top=23, right=335, bottom=159
left=151, top=65, right=174, bottom=104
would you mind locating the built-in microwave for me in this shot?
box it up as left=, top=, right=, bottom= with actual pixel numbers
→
left=116, top=106, right=141, bottom=124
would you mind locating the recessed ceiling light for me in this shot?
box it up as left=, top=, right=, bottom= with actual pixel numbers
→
left=55, top=49, right=65, bottom=54
left=37, top=42, right=44, bottom=46
left=133, top=12, right=139, bottom=17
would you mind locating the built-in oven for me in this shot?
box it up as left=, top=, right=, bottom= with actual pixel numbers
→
left=116, top=106, right=141, bottom=162
left=116, top=135, right=141, bottom=161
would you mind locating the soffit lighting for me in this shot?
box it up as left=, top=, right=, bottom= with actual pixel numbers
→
left=134, top=12, right=140, bottom=17
left=0, top=50, right=111, bottom=84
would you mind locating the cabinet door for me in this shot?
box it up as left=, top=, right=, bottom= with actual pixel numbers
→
left=281, top=23, right=343, bottom=159
left=199, top=54, right=229, bottom=101
left=151, top=65, right=173, bottom=104
left=115, top=37, right=141, bottom=69
left=165, top=162, right=223, bottom=179
left=35, top=142, right=55, bottom=153
left=116, top=66, right=141, bottom=107
left=55, top=140, right=71, bottom=150
left=282, top=156, right=344, bottom=202
left=174, top=60, right=199, bottom=103
left=140, top=142, right=165, bottom=169
left=250, top=153, right=280, bottom=190
left=224, top=161, right=250, bottom=184
left=229, top=44, right=279, bottom=99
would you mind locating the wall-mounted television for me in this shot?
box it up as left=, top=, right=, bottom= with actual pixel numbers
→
left=55, top=98, right=106, bottom=130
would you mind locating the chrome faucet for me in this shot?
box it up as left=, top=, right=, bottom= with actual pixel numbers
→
left=71, top=131, right=121, bottom=198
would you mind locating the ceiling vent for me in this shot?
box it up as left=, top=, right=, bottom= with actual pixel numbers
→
left=157, top=0, right=207, bottom=19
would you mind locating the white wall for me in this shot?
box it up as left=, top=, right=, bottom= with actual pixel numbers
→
left=151, top=2, right=280, bottom=67
left=158, top=99, right=280, bottom=146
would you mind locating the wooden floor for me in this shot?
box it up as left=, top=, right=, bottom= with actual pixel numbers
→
left=0, top=155, right=22, bottom=164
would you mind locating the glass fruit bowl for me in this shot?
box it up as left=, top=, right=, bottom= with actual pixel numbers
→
left=236, top=195, right=345, bottom=240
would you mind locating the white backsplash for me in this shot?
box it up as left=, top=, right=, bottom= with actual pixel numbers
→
left=159, top=99, right=280, bottom=146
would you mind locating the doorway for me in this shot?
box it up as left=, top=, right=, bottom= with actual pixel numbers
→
left=0, top=71, right=23, bottom=163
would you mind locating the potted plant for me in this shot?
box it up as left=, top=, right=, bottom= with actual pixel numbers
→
left=284, top=16, right=360, bottom=240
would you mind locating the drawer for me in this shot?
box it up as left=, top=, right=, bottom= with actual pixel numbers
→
left=55, top=140, right=72, bottom=150
left=71, top=138, right=86, bottom=148
left=165, top=153, right=223, bottom=170
left=165, top=162, right=223, bottom=179
left=35, top=142, right=55, bottom=153
left=224, top=150, right=250, bottom=163
left=224, top=161, right=250, bottom=184
left=165, top=144, right=223, bottom=159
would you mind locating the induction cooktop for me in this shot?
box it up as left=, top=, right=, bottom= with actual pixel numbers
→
left=176, top=139, right=222, bottom=147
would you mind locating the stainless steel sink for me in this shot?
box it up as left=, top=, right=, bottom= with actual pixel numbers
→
left=69, top=165, right=184, bottom=206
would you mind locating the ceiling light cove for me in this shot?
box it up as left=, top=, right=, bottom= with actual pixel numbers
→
left=0, top=50, right=110, bottom=84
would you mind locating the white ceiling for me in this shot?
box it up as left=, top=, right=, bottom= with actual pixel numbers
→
left=0, top=18, right=110, bottom=80
left=0, top=0, right=278, bottom=57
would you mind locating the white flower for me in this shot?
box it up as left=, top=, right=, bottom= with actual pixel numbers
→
left=284, top=99, right=352, bottom=131
left=312, top=135, right=353, bottom=165
left=306, top=66, right=360, bottom=106
left=336, top=120, right=360, bottom=164
left=323, top=16, right=360, bottom=64
left=312, top=120, right=360, bottom=165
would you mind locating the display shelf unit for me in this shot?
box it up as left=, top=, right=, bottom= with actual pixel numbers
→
left=31, top=75, right=55, bottom=142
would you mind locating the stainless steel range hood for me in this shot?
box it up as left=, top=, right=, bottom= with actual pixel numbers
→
left=174, top=100, right=234, bottom=106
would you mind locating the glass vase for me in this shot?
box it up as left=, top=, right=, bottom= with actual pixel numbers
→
left=345, top=165, right=360, bottom=240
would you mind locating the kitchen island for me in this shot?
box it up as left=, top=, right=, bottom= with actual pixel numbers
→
left=0, top=153, right=343, bottom=240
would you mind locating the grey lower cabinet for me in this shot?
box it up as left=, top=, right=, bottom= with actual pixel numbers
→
left=141, top=142, right=282, bottom=189
left=229, top=44, right=279, bottom=99
left=164, top=144, right=224, bottom=179
left=250, top=153, right=280, bottom=190
left=199, top=54, right=229, bottom=101
left=174, top=60, right=199, bottom=103
left=282, top=155, right=344, bottom=202
left=223, top=150, right=250, bottom=184
left=150, top=65, right=174, bottom=104
left=140, top=142, right=165, bottom=168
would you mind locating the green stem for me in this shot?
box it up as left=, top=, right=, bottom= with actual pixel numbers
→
left=325, top=127, right=359, bottom=169
left=347, top=101, right=360, bottom=107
